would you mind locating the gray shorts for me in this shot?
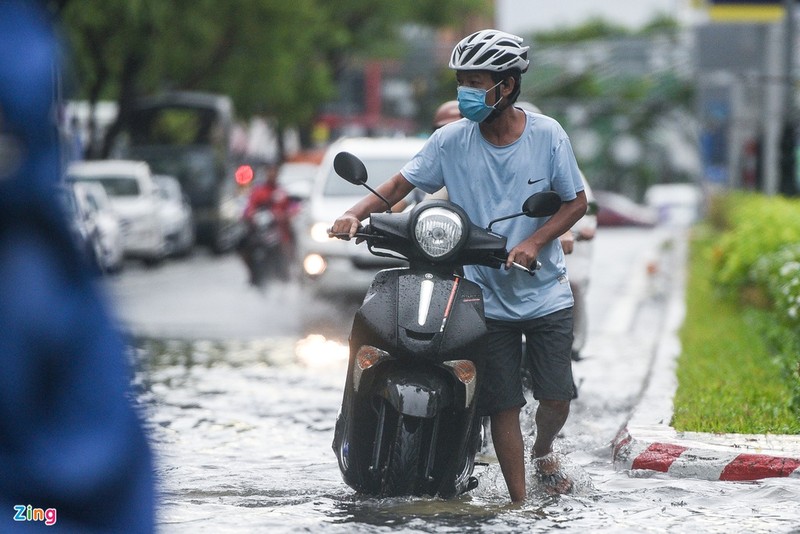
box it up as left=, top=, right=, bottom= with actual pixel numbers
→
left=477, top=307, right=574, bottom=416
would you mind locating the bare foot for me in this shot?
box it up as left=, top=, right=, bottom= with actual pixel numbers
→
left=533, top=453, right=573, bottom=495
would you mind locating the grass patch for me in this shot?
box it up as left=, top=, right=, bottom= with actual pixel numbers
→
left=672, top=225, right=800, bottom=434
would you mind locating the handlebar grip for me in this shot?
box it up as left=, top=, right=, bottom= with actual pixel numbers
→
left=328, top=225, right=372, bottom=241
left=510, top=261, right=540, bottom=276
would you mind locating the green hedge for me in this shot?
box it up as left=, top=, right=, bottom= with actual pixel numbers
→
left=710, top=192, right=800, bottom=292
left=674, top=192, right=800, bottom=431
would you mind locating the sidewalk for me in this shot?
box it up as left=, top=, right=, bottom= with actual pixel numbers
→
left=610, top=227, right=800, bottom=481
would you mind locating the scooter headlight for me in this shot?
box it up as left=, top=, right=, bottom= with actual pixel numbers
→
left=413, top=207, right=465, bottom=261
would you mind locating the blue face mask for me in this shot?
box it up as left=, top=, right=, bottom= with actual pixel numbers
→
left=457, top=81, right=503, bottom=123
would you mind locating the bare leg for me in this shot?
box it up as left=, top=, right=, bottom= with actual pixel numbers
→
left=531, top=399, right=570, bottom=460
left=490, top=406, right=526, bottom=502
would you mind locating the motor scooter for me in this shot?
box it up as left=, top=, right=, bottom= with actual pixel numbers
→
left=239, top=207, right=290, bottom=286
left=329, top=151, right=561, bottom=498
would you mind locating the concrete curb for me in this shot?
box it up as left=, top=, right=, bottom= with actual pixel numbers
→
left=610, top=227, right=800, bottom=481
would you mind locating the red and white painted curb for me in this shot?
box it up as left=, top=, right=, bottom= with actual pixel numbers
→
left=611, top=231, right=800, bottom=482
left=613, top=427, right=800, bottom=481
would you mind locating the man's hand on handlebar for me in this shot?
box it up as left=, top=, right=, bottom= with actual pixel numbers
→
left=506, top=242, right=541, bottom=275
left=328, top=212, right=362, bottom=241
left=506, top=244, right=538, bottom=271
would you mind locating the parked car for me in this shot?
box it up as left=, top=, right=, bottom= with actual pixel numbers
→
left=66, top=160, right=169, bottom=265
left=294, top=136, right=426, bottom=299
left=71, top=180, right=125, bottom=273
left=154, top=174, right=195, bottom=257
left=277, top=161, right=318, bottom=202
left=56, top=183, right=103, bottom=272
left=593, top=190, right=658, bottom=227
left=644, top=183, right=703, bottom=226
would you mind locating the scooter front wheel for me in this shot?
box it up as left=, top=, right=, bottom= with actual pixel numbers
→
left=382, top=416, right=424, bottom=497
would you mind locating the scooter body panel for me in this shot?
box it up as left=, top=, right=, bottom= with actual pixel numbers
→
left=333, top=267, right=487, bottom=497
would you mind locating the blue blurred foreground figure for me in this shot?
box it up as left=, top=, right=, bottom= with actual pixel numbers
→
left=0, top=2, right=155, bottom=532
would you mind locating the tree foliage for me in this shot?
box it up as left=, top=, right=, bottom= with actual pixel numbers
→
left=56, top=0, right=486, bottom=155
left=522, top=17, right=695, bottom=198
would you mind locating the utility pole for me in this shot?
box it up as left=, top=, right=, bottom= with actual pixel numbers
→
left=780, top=0, right=799, bottom=195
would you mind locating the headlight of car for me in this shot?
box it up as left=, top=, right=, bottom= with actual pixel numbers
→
left=310, top=222, right=332, bottom=242
left=413, top=206, right=465, bottom=261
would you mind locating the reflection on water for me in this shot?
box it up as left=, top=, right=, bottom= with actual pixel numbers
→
left=129, top=336, right=800, bottom=534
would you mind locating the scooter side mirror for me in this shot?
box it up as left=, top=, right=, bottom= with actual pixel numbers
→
left=521, top=191, right=562, bottom=218
left=334, top=152, right=368, bottom=185
left=486, top=191, right=562, bottom=232
left=333, top=151, right=393, bottom=213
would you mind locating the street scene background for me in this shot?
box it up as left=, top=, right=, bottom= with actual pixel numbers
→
left=106, top=225, right=800, bottom=532
left=7, top=0, right=799, bottom=531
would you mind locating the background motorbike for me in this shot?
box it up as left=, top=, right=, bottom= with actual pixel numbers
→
left=329, top=151, right=560, bottom=498
left=239, top=207, right=290, bottom=287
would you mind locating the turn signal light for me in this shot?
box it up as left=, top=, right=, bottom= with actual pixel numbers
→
left=356, top=346, right=390, bottom=370
left=443, top=359, right=476, bottom=384
left=352, top=345, right=391, bottom=392
left=443, top=359, right=477, bottom=408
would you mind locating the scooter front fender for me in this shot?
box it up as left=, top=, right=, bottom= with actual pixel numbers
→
left=378, top=370, right=454, bottom=418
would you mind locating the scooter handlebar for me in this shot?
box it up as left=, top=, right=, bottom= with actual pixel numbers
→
left=510, top=260, right=541, bottom=276
left=328, top=224, right=373, bottom=243
left=330, top=221, right=539, bottom=275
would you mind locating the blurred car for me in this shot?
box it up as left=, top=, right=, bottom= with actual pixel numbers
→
left=56, top=183, right=103, bottom=272
left=154, top=174, right=195, bottom=257
left=295, top=136, right=426, bottom=299
left=593, top=190, right=658, bottom=227
left=644, top=183, right=703, bottom=226
left=66, top=160, right=169, bottom=265
left=71, top=180, right=125, bottom=273
left=277, top=161, right=319, bottom=202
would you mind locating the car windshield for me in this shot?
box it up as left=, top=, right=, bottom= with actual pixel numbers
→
left=71, top=176, right=140, bottom=197
left=127, top=146, right=217, bottom=195
left=322, top=157, right=409, bottom=197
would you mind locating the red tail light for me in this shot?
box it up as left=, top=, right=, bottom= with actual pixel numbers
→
left=235, top=165, right=253, bottom=185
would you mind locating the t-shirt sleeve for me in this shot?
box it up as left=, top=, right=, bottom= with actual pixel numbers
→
left=400, top=134, right=445, bottom=195
left=551, top=134, right=583, bottom=201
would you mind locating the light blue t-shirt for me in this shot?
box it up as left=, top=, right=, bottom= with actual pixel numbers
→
left=400, top=110, right=584, bottom=321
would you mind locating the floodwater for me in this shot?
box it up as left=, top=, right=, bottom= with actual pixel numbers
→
left=112, top=228, right=800, bottom=533
left=129, top=335, right=800, bottom=533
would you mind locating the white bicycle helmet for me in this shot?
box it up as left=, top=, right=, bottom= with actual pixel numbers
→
left=449, top=29, right=529, bottom=73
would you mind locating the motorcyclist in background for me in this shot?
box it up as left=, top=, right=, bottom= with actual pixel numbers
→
left=238, top=160, right=296, bottom=284
left=432, top=100, right=462, bottom=131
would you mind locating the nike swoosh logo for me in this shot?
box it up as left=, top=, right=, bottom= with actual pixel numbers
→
left=527, top=177, right=544, bottom=185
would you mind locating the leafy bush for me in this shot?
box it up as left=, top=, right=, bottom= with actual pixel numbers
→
left=710, top=192, right=800, bottom=292
left=702, top=191, right=800, bottom=417
left=750, top=243, right=800, bottom=412
left=751, top=243, right=800, bottom=326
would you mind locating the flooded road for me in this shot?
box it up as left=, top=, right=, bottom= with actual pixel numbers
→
left=109, top=228, right=800, bottom=533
